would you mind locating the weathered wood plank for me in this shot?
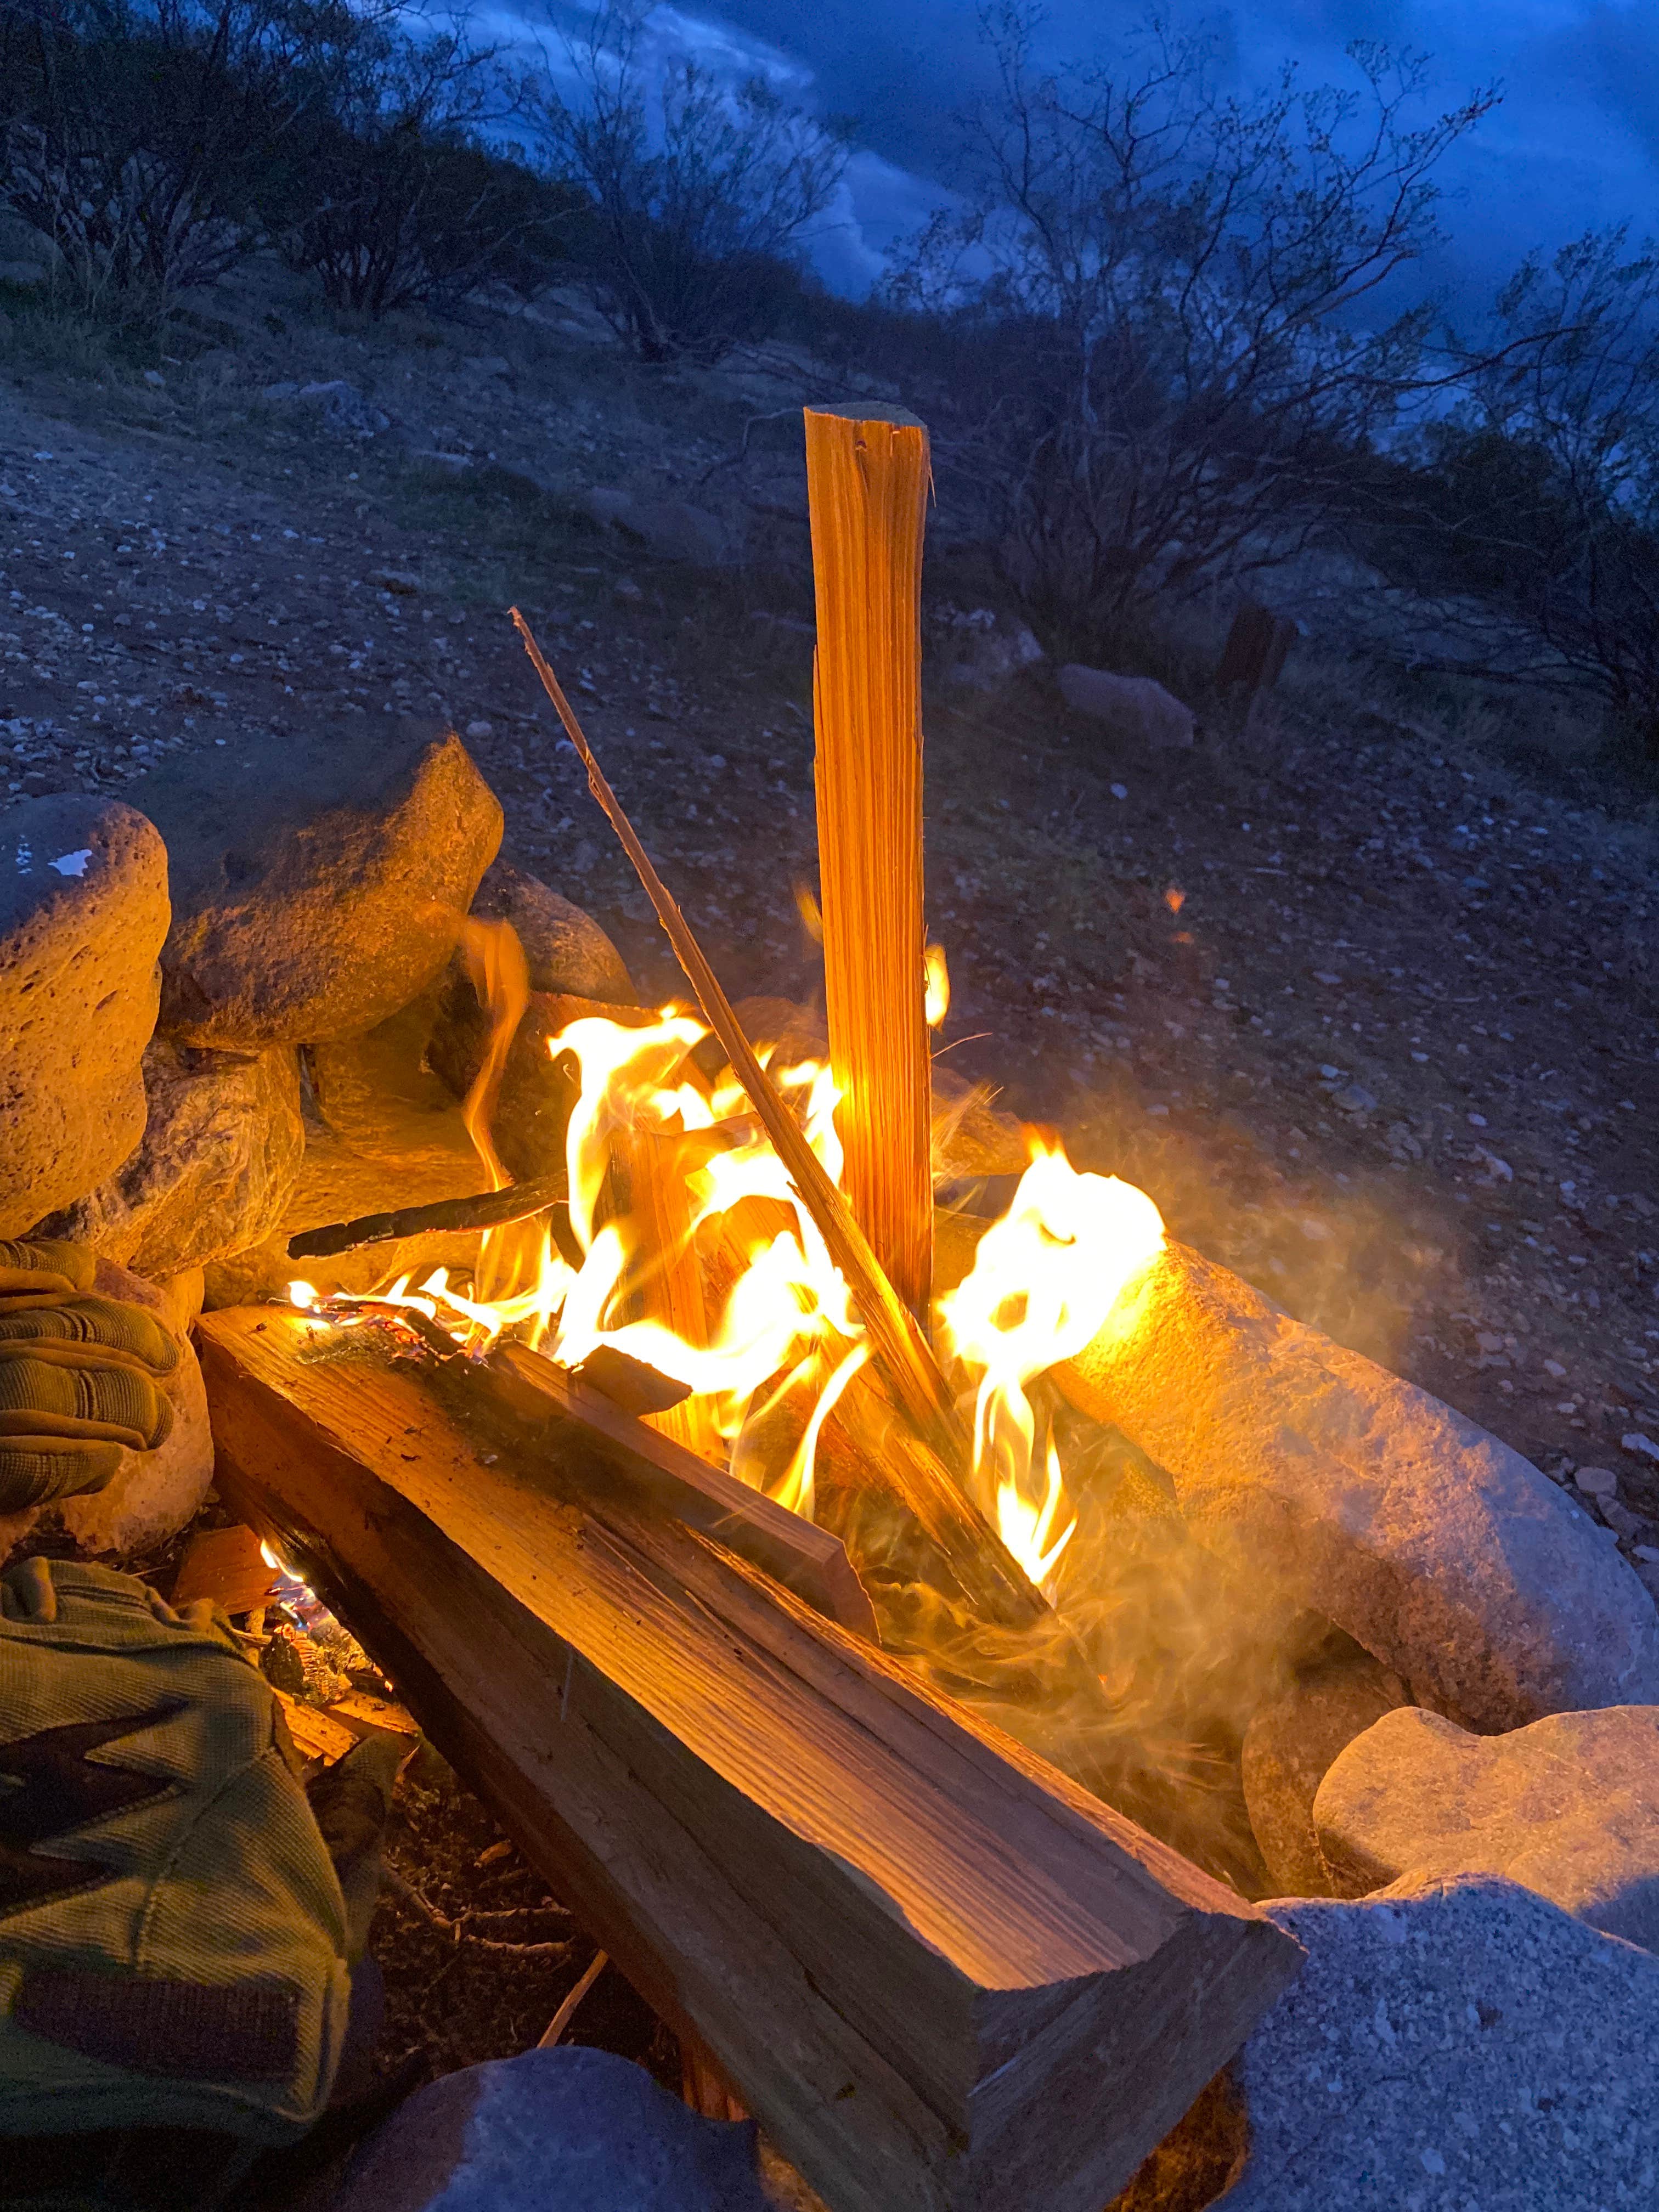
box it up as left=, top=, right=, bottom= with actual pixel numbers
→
left=199, top=1307, right=1300, bottom=2212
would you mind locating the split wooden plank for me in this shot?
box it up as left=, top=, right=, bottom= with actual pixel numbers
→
left=477, top=1338, right=876, bottom=1642
left=804, top=404, right=934, bottom=1321
left=170, top=1522, right=282, bottom=1615
left=198, top=1306, right=1301, bottom=2212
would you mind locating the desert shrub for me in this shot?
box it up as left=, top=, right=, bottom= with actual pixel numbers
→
left=0, top=0, right=365, bottom=314
left=527, top=2, right=848, bottom=363
left=885, top=7, right=1496, bottom=654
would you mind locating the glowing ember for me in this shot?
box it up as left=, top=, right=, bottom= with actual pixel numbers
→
left=286, top=965, right=1165, bottom=1589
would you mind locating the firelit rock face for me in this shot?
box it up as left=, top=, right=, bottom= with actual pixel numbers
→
left=0, top=796, right=169, bottom=1238
left=55, top=1259, right=213, bottom=1555
left=1220, top=1877, right=1659, bottom=2211
left=36, top=1037, right=303, bottom=1276
left=1060, top=1243, right=1659, bottom=1731
left=137, top=726, right=501, bottom=1048
left=467, top=859, right=635, bottom=1003
left=1242, top=1650, right=1410, bottom=1896
left=334, top=2046, right=771, bottom=2212
left=1314, top=1704, right=1659, bottom=1951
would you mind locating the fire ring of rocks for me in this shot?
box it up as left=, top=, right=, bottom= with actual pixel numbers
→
left=2, top=407, right=1655, bottom=2211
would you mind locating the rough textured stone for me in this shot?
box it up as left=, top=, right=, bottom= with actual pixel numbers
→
left=54, top=1257, right=212, bottom=1556
left=1314, top=1703, right=1659, bottom=1950
left=1057, top=667, right=1195, bottom=749
left=202, top=1122, right=486, bottom=1308
left=1217, top=1876, right=1659, bottom=2211
left=35, top=1036, right=303, bottom=1274
left=1242, top=1650, right=1410, bottom=1895
left=332, top=2045, right=770, bottom=2211
left=307, top=996, right=484, bottom=1178
left=0, top=795, right=169, bottom=1236
left=136, top=725, right=502, bottom=1048
left=466, top=861, right=634, bottom=1003
left=1060, top=1242, right=1659, bottom=1730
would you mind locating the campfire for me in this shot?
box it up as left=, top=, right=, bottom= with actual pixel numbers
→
left=188, top=404, right=1659, bottom=2212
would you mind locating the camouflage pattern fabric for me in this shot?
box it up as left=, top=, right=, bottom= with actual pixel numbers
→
left=0, top=1555, right=352, bottom=2204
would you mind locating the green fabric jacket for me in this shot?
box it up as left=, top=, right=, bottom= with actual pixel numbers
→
left=0, top=1558, right=351, bottom=2153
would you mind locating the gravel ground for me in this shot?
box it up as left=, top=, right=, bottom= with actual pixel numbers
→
left=3, top=274, right=1657, bottom=2092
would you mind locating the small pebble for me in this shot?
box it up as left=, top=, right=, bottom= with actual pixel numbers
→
left=465, top=719, right=493, bottom=740
left=1110, top=782, right=1127, bottom=799
left=1575, top=1466, right=1618, bottom=1500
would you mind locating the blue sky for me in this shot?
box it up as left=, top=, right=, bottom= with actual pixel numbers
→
left=512, top=3, right=1659, bottom=308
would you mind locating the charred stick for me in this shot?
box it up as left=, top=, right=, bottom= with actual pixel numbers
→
left=287, top=1173, right=570, bottom=1262
left=510, top=608, right=972, bottom=1488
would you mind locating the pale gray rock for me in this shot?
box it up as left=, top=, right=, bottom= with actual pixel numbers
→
left=35, top=1036, right=303, bottom=1274
left=137, top=725, right=502, bottom=1048
left=943, top=618, right=1045, bottom=691
left=55, top=1258, right=213, bottom=1555
left=1314, top=1704, right=1659, bottom=1950
left=1242, top=1650, right=1410, bottom=1895
left=583, top=487, right=732, bottom=566
left=1059, top=1242, right=1659, bottom=1731
left=0, top=795, right=169, bottom=1237
left=1057, top=666, right=1195, bottom=749
left=1221, top=1876, right=1659, bottom=2212
left=332, top=2045, right=770, bottom=2211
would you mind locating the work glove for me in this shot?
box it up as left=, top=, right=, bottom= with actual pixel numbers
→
left=0, top=1239, right=178, bottom=1514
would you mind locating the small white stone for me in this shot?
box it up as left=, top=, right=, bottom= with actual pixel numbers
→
left=1624, top=1432, right=1659, bottom=1464
left=465, top=719, right=493, bottom=740
left=1575, top=1466, right=1618, bottom=1500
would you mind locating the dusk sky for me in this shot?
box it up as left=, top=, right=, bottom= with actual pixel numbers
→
left=519, top=2, right=1659, bottom=313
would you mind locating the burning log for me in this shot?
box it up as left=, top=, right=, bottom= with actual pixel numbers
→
left=804, top=405, right=934, bottom=1319
left=474, top=1336, right=875, bottom=1640
left=198, top=1306, right=1300, bottom=2212
left=285, top=1170, right=569, bottom=1262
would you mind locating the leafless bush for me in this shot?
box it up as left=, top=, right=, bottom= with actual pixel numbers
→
left=280, top=22, right=568, bottom=317
left=1340, top=228, right=1659, bottom=759
left=0, top=0, right=364, bottom=312
left=527, top=2, right=848, bottom=363
left=888, top=7, right=1496, bottom=650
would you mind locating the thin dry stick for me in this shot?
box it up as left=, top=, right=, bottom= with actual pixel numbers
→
left=286, top=1173, right=568, bottom=1261
left=511, top=608, right=969, bottom=1480
left=805, top=405, right=933, bottom=1320
left=539, top=1949, right=608, bottom=2048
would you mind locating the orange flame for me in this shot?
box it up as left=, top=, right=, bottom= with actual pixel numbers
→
left=289, top=938, right=1167, bottom=1587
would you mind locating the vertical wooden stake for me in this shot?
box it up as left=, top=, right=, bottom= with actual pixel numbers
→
left=804, top=404, right=933, bottom=1321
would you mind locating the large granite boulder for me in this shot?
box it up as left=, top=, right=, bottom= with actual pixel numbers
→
left=35, top=1037, right=303, bottom=1275
left=331, top=2045, right=770, bottom=2211
left=1314, top=1703, right=1659, bottom=1950
left=1241, top=1649, right=1410, bottom=1895
left=1059, top=1242, right=1659, bottom=1731
left=54, top=1257, right=213, bottom=1556
left=1213, top=1876, right=1659, bottom=2210
left=136, top=725, right=501, bottom=1048
left=0, top=796, right=169, bottom=1236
